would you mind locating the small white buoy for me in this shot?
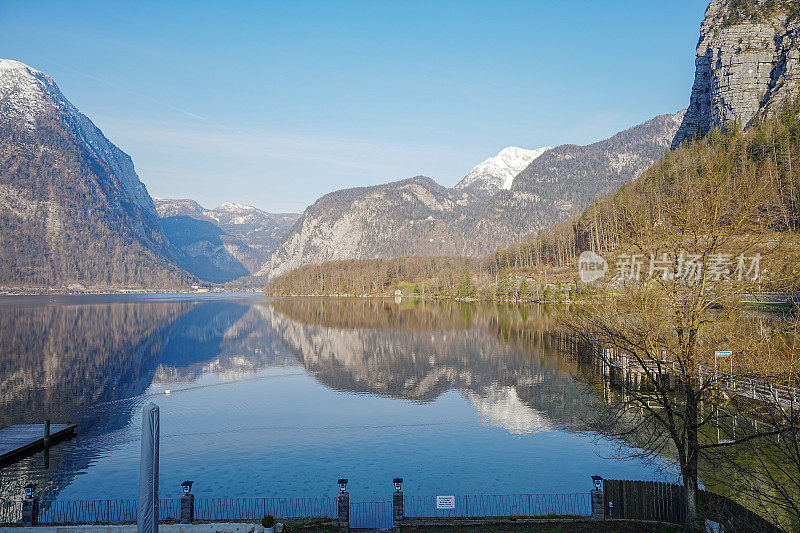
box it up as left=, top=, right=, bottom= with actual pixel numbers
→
left=164, top=389, right=171, bottom=395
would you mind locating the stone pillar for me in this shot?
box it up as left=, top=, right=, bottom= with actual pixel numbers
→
left=22, top=497, right=39, bottom=526
left=591, top=489, right=604, bottom=520
left=392, top=491, right=404, bottom=531
left=338, top=492, right=349, bottom=532
left=180, top=493, right=195, bottom=523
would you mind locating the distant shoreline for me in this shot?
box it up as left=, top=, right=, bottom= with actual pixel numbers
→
left=261, top=291, right=565, bottom=304
left=0, top=288, right=263, bottom=296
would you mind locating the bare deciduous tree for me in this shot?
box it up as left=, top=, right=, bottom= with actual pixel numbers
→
left=569, top=123, right=799, bottom=530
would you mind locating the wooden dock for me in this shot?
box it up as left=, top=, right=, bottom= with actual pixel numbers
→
left=0, top=423, right=77, bottom=466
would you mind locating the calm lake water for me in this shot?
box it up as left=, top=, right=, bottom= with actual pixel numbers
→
left=0, top=294, right=675, bottom=504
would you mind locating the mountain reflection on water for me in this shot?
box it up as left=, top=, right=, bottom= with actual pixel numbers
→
left=267, top=299, right=587, bottom=433
left=0, top=295, right=665, bottom=503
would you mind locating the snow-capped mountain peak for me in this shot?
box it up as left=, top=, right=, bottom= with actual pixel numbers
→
left=455, top=145, right=551, bottom=194
left=0, top=58, right=66, bottom=127
left=0, top=57, right=157, bottom=216
left=0, top=58, right=47, bottom=77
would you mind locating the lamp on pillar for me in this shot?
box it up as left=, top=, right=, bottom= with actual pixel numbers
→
left=590, top=475, right=605, bottom=520
left=337, top=479, right=349, bottom=532
left=22, top=483, right=39, bottom=526
left=180, top=480, right=195, bottom=524
left=392, top=477, right=404, bottom=530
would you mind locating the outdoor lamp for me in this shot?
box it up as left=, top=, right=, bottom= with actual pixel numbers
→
left=24, top=483, right=36, bottom=499
left=591, top=475, right=603, bottom=491
left=393, top=478, right=403, bottom=492
left=181, top=480, right=194, bottom=495
left=338, top=478, right=348, bottom=493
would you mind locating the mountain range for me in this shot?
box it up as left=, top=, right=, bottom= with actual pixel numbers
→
left=0, top=56, right=685, bottom=287
left=153, top=198, right=298, bottom=282
left=2, top=0, right=795, bottom=289
left=257, top=112, right=684, bottom=280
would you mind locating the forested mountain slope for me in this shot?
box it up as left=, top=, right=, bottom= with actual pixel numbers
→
left=0, top=59, right=194, bottom=289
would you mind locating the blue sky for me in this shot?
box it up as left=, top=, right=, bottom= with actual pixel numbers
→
left=0, top=1, right=707, bottom=213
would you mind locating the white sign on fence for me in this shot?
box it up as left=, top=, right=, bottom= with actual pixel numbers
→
left=715, top=350, right=733, bottom=357
left=436, top=495, right=455, bottom=509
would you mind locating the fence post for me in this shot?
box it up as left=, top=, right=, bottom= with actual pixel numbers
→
left=590, top=488, right=604, bottom=520
left=392, top=491, right=403, bottom=531
left=590, top=483, right=604, bottom=520
left=180, top=494, right=195, bottom=523
left=590, top=475, right=604, bottom=520
left=179, top=480, right=195, bottom=523
left=338, top=491, right=349, bottom=532
left=22, top=496, right=39, bottom=526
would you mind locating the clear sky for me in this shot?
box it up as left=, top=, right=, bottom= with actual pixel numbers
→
left=0, top=1, right=708, bottom=213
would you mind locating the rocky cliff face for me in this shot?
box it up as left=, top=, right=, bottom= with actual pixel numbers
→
left=0, top=58, right=194, bottom=289
left=261, top=113, right=683, bottom=280
left=672, top=0, right=800, bottom=147
left=0, top=59, right=158, bottom=217
left=257, top=176, right=482, bottom=279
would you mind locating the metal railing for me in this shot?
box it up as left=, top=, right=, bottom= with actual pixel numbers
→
left=404, top=493, right=591, bottom=519
left=698, top=368, right=800, bottom=408
left=1, top=493, right=590, bottom=526
left=0, top=499, right=140, bottom=524
left=194, top=497, right=336, bottom=521
left=0, top=496, right=336, bottom=525
left=350, top=501, right=392, bottom=529
left=605, top=352, right=800, bottom=409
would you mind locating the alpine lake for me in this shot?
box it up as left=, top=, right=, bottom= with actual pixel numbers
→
left=0, top=294, right=680, bottom=509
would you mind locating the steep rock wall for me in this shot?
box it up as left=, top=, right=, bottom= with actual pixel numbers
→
left=673, top=0, right=800, bottom=147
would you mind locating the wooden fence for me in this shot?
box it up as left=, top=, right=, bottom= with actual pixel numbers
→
left=603, top=479, right=780, bottom=532
left=603, top=479, right=685, bottom=524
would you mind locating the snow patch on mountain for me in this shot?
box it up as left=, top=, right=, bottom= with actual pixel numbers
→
left=455, top=146, right=551, bottom=194
left=215, top=202, right=258, bottom=213
left=152, top=198, right=204, bottom=217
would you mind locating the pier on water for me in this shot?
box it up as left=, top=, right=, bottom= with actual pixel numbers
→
left=552, top=330, right=800, bottom=409
left=0, top=423, right=77, bottom=466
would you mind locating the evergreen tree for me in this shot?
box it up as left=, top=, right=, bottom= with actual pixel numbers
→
left=457, top=267, right=475, bottom=299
